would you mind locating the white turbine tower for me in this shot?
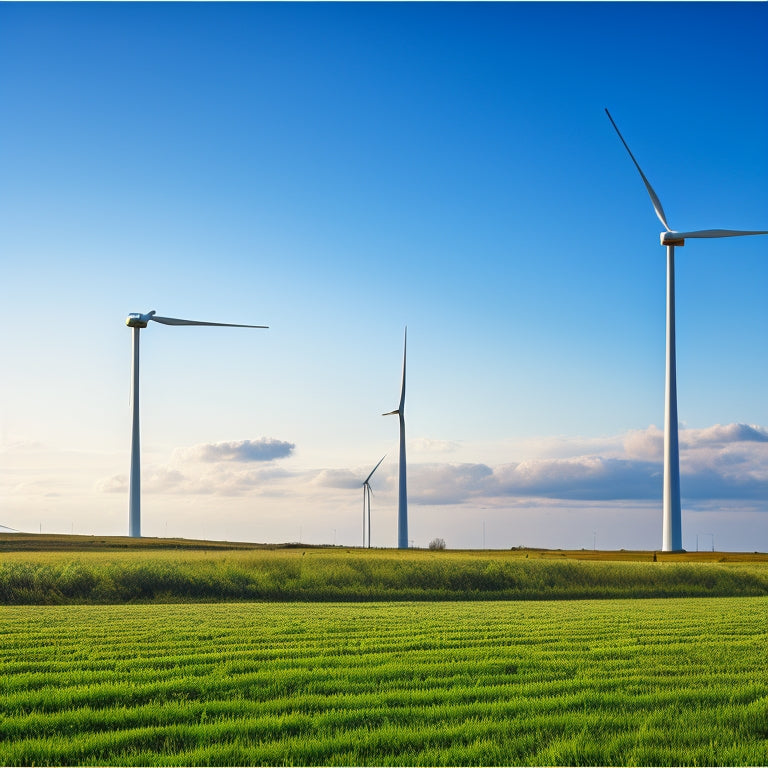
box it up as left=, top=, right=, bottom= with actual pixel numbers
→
left=362, top=455, right=386, bottom=548
left=383, top=328, right=408, bottom=549
left=606, top=109, right=767, bottom=552
left=126, top=310, right=267, bottom=538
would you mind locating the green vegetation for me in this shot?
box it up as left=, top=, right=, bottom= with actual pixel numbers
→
left=1, top=598, right=766, bottom=765
left=1, top=541, right=767, bottom=604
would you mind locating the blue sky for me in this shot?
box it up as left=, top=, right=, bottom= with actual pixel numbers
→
left=1, top=2, right=766, bottom=551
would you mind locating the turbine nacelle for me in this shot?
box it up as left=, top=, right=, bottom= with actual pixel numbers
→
left=125, top=310, right=268, bottom=330
left=660, top=233, right=685, bottom=246
left=126, top=311, right=156, bottom=328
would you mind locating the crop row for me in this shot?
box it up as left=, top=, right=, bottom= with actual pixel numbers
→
left=1, top=598, right=766, bottom=765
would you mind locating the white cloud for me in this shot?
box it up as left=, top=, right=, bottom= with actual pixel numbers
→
left=401, top=424, right=768, bottom=506
left=94, top=474, right=127, bottom=494
left=410, top=463, right=493, bottom=505
left=96, top=437, right=297, bottom=497
left=682, top=423, right=768, bottom=447
left=623, top=426, right=663, bottom=461
left=174, top=438, right=295, bottom=463
left=492, top=457, right=660, bottom=501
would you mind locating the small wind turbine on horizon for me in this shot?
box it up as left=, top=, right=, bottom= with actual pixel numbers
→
left=362, top=455, right=386, bottom=549
left=383, top=327, right=408, bottom=549
left=605, top=108, right=767, bottom=552
left=125, top=310, right=267, bottom=538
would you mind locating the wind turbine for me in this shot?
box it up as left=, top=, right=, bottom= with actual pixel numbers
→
left=125, top=310, right=267, bottom=538
left=605, top=109, right=767, bottom=552
left=383, top=327, right=408, bottom=549
left=362, top=455, right=386, bottom=548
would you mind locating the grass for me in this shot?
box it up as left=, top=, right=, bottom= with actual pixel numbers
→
left=1, top=535, right=767, bottom=604
left=1, top=598, right=766, bottom=765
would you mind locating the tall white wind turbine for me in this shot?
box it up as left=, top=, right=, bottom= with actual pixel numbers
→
left=606, top=109, right=767, bottom=552
left=125, top=310, right=267, bottom=538
left=362, top=455, right=386, bottom=548
left=383, top=328, right=408, bottom=549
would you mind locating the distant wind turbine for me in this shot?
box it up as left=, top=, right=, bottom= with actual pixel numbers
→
left=383, top=328, right=408, bottom=549
left=605, top=109, right=767, bottom=552
left=125, top=310, right=267, bottom=538
left=362, top=455, right=386, bottom=548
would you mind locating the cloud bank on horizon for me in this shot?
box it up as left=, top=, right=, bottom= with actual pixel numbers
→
left=1, top=421, right=766, bottom=549
left=90, top=422, right=768, bottom=508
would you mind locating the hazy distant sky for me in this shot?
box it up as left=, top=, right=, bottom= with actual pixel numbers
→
left=1, top=2, right=766, bottom=551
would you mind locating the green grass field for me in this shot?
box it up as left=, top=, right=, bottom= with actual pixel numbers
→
left=1, top=598, right=766, bottom=766
left=2, top=535, right=767, bottom=604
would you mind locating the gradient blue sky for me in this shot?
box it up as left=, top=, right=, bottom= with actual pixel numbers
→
left=1, top=2, right=766, bottom=551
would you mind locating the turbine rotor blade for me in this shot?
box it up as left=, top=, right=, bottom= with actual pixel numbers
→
left=364, top=454, right=387, bottom=485
left=382, top=409, right=399, bottom=417
left=399, top=327, right=407, bottom=412
left=673, top=229, right=768, bottom=240
left=150, top=316, right=268, bottom=328
left=605, top=108, right=671, bottom=232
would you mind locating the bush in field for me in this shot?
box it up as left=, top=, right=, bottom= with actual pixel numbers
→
left=428, top=538, right=446, bottom=550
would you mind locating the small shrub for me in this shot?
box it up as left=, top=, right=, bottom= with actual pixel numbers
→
left=428, top=538, right=446, bottom=551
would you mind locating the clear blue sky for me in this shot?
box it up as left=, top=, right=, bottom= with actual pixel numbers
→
left=1, top=2, right=766, bottom=550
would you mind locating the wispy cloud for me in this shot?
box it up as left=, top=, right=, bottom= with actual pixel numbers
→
left=409, top=438, right=461, bottom=454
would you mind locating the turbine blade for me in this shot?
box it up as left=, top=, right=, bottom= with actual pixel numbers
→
left=605, top=109, right=671, bottom=232
left=150, top=316, right=268, bottom=328
left=382, top=409, right=399, bottom=417
left=673, top=229, right=768, bottom=240
left=398, top=327, right=407, bottom=412
left=364, top=454, right=387, bottom=484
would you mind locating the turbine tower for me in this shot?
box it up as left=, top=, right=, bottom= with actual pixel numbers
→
left=126, top=310, right=267, bottom=538
left=362, top=455, right=386, bottom=548
left=383, top=328, right=408, bottom=549
left=606, top=109, right=767, bottom=552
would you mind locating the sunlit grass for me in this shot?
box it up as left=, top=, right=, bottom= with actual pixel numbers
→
left=1, top=598, right=766, bottom=765
left=1, top=538, right=767, bottom=604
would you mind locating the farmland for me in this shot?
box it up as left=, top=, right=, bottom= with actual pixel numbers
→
left=1, top=598, right=766, bottom=766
